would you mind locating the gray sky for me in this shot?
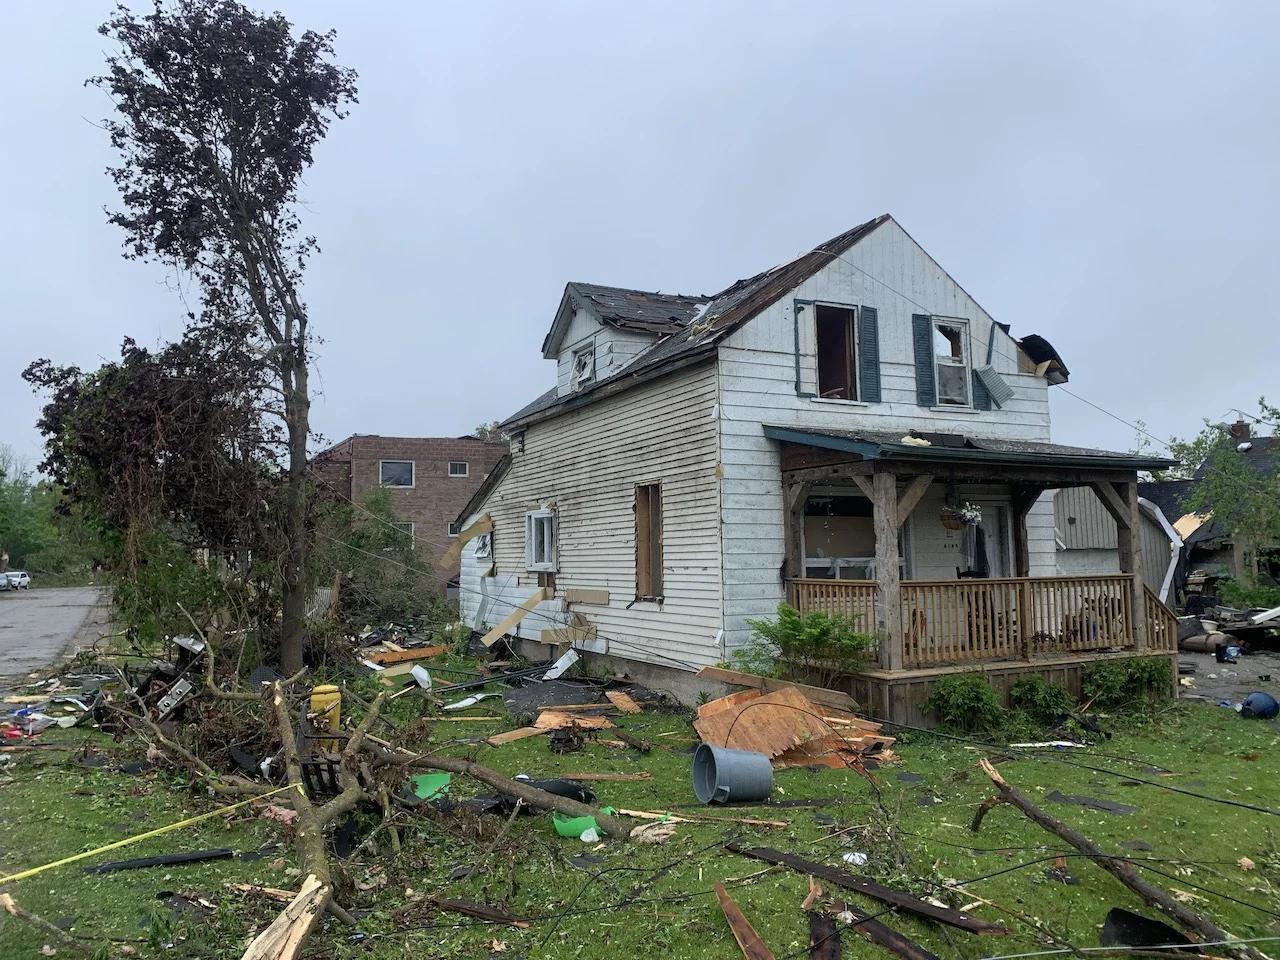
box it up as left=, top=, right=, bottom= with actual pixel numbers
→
left=4, top=1, right=1278, bottom=473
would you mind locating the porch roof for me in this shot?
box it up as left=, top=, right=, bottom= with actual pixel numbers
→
left=763, top=426, right=1177, bottom=472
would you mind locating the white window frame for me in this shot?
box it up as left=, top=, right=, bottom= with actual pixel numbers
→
left=448, top=461, right=469, bottom=477
left=474, top=531, right=493, bottom=559
left=813, top=301, right=861, bottom=403
left=570, top=343, right=596, bottom=389
left=932, top=318, right=971, bottom=407
left=379, top=460, right=415, bottom=488
left=447, top=521, right=460, bottom=538
left=524, top=509, right=557, bottom=572
left=390, top=520, right=415, bottom=547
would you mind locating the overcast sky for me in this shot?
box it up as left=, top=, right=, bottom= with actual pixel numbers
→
left=3, top=1, right=1277, bottom=473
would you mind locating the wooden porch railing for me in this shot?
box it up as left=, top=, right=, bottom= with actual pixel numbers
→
left=787, top=578, right=877, bottom=634
left=1144, top=585, right=1178, bottom=652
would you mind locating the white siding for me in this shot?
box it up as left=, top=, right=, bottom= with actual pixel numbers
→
left=1052, top=488, right=1178, bottom=601
left=717, top=220, right=1057, bottom=650
left=555, top=308, right=659, bottom=396
left=460, top=363, right=724, bottom=670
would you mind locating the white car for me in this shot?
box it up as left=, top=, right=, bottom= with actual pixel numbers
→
left=4, top=571, right=30, bottom=590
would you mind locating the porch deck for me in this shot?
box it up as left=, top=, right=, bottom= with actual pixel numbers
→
left=788, top=575, right=1177, bottom=670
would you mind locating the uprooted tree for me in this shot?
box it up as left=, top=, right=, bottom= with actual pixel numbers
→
left=84, top=0, right=358, bottom=673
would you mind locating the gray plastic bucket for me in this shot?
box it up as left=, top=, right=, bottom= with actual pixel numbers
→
left=692, top=743, right=773, bottom=804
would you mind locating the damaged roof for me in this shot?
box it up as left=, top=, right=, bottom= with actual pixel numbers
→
left=763, top=425, right=1177, bottom=472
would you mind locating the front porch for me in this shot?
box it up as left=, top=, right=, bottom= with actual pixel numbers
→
left=767, top=426, right=1179, bottom=722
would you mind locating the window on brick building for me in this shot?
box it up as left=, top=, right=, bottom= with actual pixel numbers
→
left=447, top=521, right=460, bottom=537
left=448, top=461, right=469, bottom=477
left=390, top=521, right=414, bottom=547
left=380, top=460, right=414, bottom=487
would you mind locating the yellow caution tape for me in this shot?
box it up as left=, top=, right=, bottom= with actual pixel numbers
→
left=0, top=783, right=296, bottom=885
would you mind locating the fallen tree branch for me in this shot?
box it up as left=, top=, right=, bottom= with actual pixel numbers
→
left=976, top=758, right=1267, bottom=960
left=0, top=892, right=94, bottom=955
left=404, top=755, right=633, bottom=839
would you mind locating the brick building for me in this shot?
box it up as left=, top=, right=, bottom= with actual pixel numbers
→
left=312, top=435, right=508, bottom=588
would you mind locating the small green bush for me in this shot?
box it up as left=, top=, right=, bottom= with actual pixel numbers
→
left=1216, top=576, right=1280, bottom=611
left=739, top=602, right=876, bottom=686
left=921, top=673, right=1005, bottom=736
left=1082, top=657, right=1171, bottom=708
left=1009, top=675, right=1076, bottom=726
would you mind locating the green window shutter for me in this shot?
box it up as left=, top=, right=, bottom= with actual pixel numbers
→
left=971, top=369, right=992, bottom=410
left=911, top=314, right=936, bottom=406
left=858, top=306, right=881, bottom=402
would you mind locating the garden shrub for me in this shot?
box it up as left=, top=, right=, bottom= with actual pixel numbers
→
left=734, top=602, right=876, bottom=685
left=921, top=673, right=1005, bottom=736
left=1082, top=657, right=1172, bottom=708
left=1009, top=675, right=1075, bottom=726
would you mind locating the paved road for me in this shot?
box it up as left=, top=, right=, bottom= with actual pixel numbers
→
left=0, top=586, right=105, bottom=681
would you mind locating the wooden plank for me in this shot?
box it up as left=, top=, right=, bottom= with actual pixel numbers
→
left=560, top=772, right=653, bottom=782
left=850, top=475, right=875, bottom=500
left=836, top=903, right=941, bottom=960
left=896, top=474, right=934, bottom=521
left=605, top=690, right=643, bottom=714
left=693, top=686, right=829, bottom=758
left=479, top=587, right=551, bottom=648
left=873, top=471, right=903, bottom=671
left=366, top=644, right=449, bottom=665
left=808, top=912, right=842, bottom=960
left=714, top=882, right=777, bottom=960
left=697, top=687, right=761, bottom=719
left=539, top=624, right=597, bottom=646
left=1089, top=481, right=1132, bottom=530
left=431, top=897, right=528, bottom=929
left=485, top=727, right=544, bottom=746
left=724, top=845, right=1011, bottom=935
left=436, top=514, right=493, bottom=570
left=695, top=667, right=856, bottom=711
left=534, top=712, right=616, bottom=731
left=564, top=588, right=610, bottom=605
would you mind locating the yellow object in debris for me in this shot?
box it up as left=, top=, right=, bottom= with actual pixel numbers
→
left=310, top=684, right=341, bottom=752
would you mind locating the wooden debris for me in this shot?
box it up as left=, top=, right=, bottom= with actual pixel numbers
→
left=808, top=911, right=841, bottom=960
left=714, top=882, right=777, bottom=960
left=561, top=772, right=653, bottom=782
left=976, top=758, right=1263, bottom=958
left=605, top=690, right=643, bottom=714
left=486, top=727, right=545, bottom=746
left=431, top=897, right=529, bottom=929
left=564, top=588, right=610, bottom=605
left=437, top=514, right=493, bottom=569
left=724, top=845, right=1011, bottom=935
left=619, top=809, right=788, bottom=828
left=534, top=712, right=615, bottom=731
left=694, top=686, right=836, bottom=759
left=695, top=666, right=857, bottom=711
left=365, top=644, right=449, bottom=666
left=835, top=902, right=940, bottom=960
left=613, top=728, right=652, bottom=752
left=227, top=884, right=354, bottom=926
left=479, top=588, right=552, bottom=648
left=239, top=874, right=329, bottom=960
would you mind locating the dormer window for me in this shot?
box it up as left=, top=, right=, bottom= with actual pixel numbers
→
left=571, top=344, right=595, bottom=389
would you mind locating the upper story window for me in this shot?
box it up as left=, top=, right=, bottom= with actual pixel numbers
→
left=570, top=344, right=595, bottom=390
left=447, top=521, right=460, bottom=537
left=448, top=461, right=469, bottom=477
left=380, top=460, right=415, bottom=487
left=815, top=305, right=859, bottom=400
left=390, top=521, right=415, bottom=548
left=525, top=509, right=556, bottom=571
left=932, top=319, right=971, bottom=406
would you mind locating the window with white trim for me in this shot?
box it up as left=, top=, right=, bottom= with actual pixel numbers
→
left=447, top=521, right=460, bottom=537
left=570, top=344, right=595, bottom=390
left=448, top=461, right=468, bottom=477
left=380, top=460, right=414, bottom=487
left=932, top=319, right=971, bottom=406
left=524, top=509, right=556, bottom=571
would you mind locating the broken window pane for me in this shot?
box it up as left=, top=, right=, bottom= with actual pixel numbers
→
left=571, top=346, right=595, bottom=389
left=933, top=320, right=970, bottom=405
left=936, top=363, right=969, bottom=405
left=526, top=511, right=556, bottom=570
left=815, top=305, right=857, bottom=400
left=636, top=484, right=663, bottom=598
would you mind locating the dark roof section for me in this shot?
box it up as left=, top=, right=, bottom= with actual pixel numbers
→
left=1138, top=478, right=1198, bottom=523
left=1017, top=335, right=1070, bottom=384
left=1193, top=435, right=1277, bottom=481
left=455, top=453, right=512, bottom=527
left=763, top=425, right=1178, bottom=472
left=510, top=214, right=892, bottom=428
left=569, top=283, right=707, bottom=331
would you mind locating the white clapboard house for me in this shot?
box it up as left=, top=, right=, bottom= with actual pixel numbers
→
left=454, top=215, right=1178, bottom=723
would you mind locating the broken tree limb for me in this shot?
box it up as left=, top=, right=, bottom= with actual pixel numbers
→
left=430, top=897, right=528, bottom=928
left=239, top=874, right=328, bottom=960
left=724, top=844, right=1010, bottom=935
left=714, top=882, right=777, bottom=960
left=835, top=902, right=940, bottom=960
left=0, top=892, right=93, bottom=955
left=227, top=884, right=355, bottom=927
left=976, top=758, right=1265, bottom=960
left=403, top=755, right=633, bottom=839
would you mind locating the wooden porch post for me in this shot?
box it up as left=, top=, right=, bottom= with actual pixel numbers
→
left=783, top=481, right=810, bottom=589
left=1091, top=479, right=1147, bottom=652
left=872, top=471, right=903, bottom=671
left=1012, top=485, right=1041, bottom=662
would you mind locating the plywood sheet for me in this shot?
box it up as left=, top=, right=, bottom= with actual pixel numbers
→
left=694, top=667, right=856, bottom=711
left=534, top=711, right=616, bottom=731
left=479, top=587, right=551, bottom=648
left=486, top=727, right=545, bottom=746
left=605, top=690, right=643, bottom=714
left=693, top=686, right=829, bottom=758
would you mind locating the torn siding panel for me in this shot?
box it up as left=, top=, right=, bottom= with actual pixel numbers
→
left=459, top=363, right=724, bottom=669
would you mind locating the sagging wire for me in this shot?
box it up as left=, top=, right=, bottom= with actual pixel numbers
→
left=983, top=937, right=1280, bottom=960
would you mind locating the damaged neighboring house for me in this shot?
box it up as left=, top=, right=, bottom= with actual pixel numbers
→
left=1141, top=421, right=1279, bottom=602
left=312, top=435, right=507, bottom=590
left=455, top=214, right=1179, bottom=724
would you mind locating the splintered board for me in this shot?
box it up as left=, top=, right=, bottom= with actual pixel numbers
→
left=604, top=690, right=643, bottom=714
left=485, top=727, right=545, bottom=746
left=693, top=686, right=830, bottom=758
left=534, top=711, right=616, bottom=731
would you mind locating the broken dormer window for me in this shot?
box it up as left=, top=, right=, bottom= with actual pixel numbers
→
left=933, top=319, right=971, bottom=406
left=571, top=345, right=595, bottom=389
left=815, top=305, right=859, bottom=400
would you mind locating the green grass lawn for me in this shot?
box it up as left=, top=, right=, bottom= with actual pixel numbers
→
left=2, top=688, right=1279, bottom=959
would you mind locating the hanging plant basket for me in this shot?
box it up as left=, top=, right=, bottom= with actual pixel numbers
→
left=940, top=511, right=966, bottom=531
left=941, top=502, right=982, bottom=530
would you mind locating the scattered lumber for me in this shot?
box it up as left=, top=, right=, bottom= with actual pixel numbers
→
left=619, top=808, right=788, bottom=828
left=695, top=666, right=856, bottom=711
left=534, top=711, right=615, bottom=731
left=724, top=844, right=1010, bottom=935
left=561, top=772, right=653, bottom=782
left=834, top=902, right=940, bottom=960
left=808, top=911, right=841, bottom=960
left=431, top=897, right=528, bottom=929
left=976, top=758, right=1265, bottom=959
left=365, top=644, right=449, bottom=666
left=486, top=727, right=544, bottom=746
left=612, top=728, right=652, bottom=752
left=605, top=690, right=643, bottom=713
left=714, top=882, right=777, bottom=960
left=239, top=875, right=329, bottom=960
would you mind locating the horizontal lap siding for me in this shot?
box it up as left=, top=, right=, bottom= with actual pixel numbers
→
left=461, top=364, right=723, bottom=670
left=718, top=221, right=1056, bottom=651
